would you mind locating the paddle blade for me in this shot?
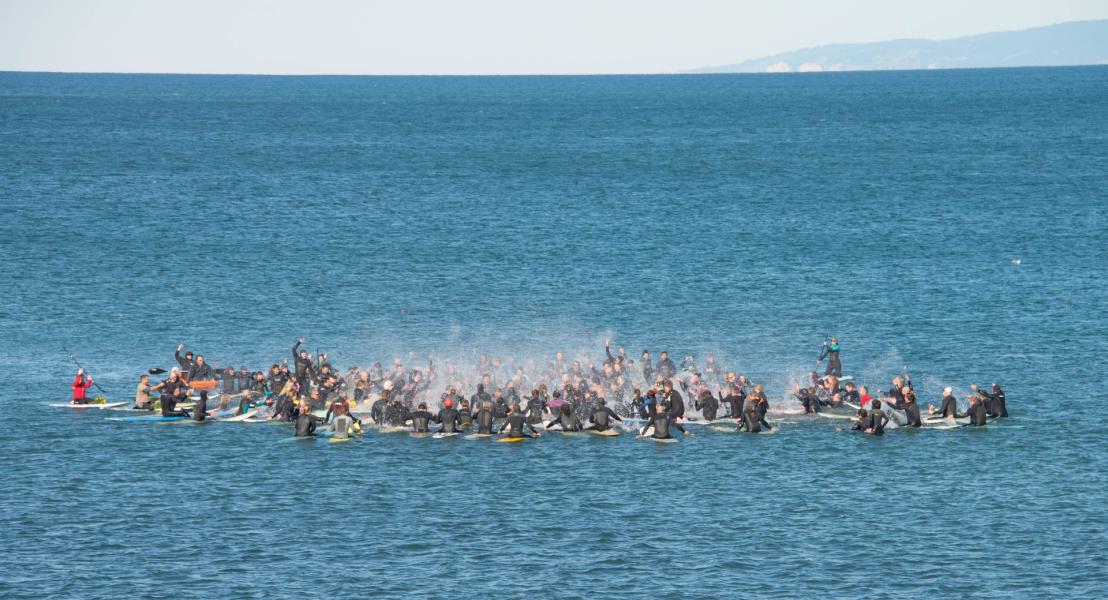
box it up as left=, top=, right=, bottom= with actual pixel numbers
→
left=148, top=368, right=167, bottom=375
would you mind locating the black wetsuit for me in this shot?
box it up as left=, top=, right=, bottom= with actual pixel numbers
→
left=525, top=397, right=545, bottom=425
left=664, top=390, right=685, bottom=419
left=935, top=395, right=959, bottom=418
left=159, top=379, right=190, bottom=418
left=292, top=341, right=314, bottom=394
left=752, top=395, right=772, bottom=430
left=795, top=389, right=819, bottom=414
left=740, top=402, right=761, bottom=433
left=853, top=411, right=887, bottom=435
left=475, top=402, right=496, bottom=434
left=383, top=401, right=410, bottom=427
left=370, top=398, right=388, bottom=424
left=458, top=407, right=473, bottom=430
left=841, top=389, right=861, bottom=407
left=656, top=358, right=676, bottom=380
left=695, top=393, right=719, bottom=421
left=547, top=412, right=583, bottom=432
left=499, top=413, right=538, bottom=438
left=410, top=409, right=437, bottom=433
left=904, top=401, right=922, bottom=427
left=965, top=402, right=989, bottom=426
left=641, top=413, right=686, bottom=439
left=587, top=405, right=622, bottom=431
left=174, top=350, right=192, bottom=373
left=993, top=387, right=1008, bottom=418
left=437, top=408, right=461, bottom=433
left=295, top=412, right=323, bottom=436
left=819, top=343, right=842, bottom=377
left=717, top=389, right=744, bottom=418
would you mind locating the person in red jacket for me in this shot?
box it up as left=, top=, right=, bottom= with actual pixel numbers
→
left=72, top=369, right=94, bottom=404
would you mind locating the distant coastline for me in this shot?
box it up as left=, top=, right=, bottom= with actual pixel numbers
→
left=688, top=19, right=1108, bottom=74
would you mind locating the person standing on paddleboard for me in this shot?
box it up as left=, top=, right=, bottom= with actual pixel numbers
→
left=819, top=337, right=842, bottom=377
left=71, top=369, right=94, bottom=404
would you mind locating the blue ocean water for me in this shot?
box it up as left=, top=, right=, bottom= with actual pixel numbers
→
left=1, top=68, right=1106, bottom=598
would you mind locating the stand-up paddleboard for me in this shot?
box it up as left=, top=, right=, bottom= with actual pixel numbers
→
left=432, top=432, right=460, bottom=439
left=590, top=428, right=620, bottom=436
left=495, top=436, right=529, bottom=443
left=111, top=415, right=187, bottom=422
left=51, top=401, right=128, bottom=410
left=220, top=408, right=259, bottom=422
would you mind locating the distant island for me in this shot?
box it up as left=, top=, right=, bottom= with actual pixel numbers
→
left=688, top=19, right=1108, bottom=73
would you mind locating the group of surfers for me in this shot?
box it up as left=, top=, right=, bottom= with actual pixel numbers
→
left=69, top=336, right=1008, bottom=439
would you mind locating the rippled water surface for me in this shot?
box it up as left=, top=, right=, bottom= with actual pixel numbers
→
left=1, top=68, right=1107, bottom=598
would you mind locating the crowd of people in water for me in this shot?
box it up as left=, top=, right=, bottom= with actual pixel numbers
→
left=70, top=336, right=1009, bottom=440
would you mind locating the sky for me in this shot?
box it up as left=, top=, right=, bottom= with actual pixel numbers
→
left=1, top=0, right=1106, bottom=75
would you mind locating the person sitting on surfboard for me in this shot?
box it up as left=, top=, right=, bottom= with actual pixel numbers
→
left=546, top=403, right=583, bottom=432
left=694, top=389, right=719, bottom=421
left=410, top=402, right=438, bottom=433
left=436, top=397, right=462, bottom=434
left=928, top=387, right=959, bottom=418
left=661, top=380, right=684, bottom=420
left=718, top=385, right=744, bottom=419
left=71, top=369, right=94, bottom=404
left=903, top=388, right=922, bottom=427
left=586, top=397, right=623, bottom=432
left=294, top=401, right=323, bottom=437
left=498, top=403, right=540, bottom=438
left=636, top=403, right=690, bottom=440
left=134, top=374, right=154, bottom=410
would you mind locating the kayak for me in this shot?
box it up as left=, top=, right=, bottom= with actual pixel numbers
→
left=51, top=401, right=128, bottom=410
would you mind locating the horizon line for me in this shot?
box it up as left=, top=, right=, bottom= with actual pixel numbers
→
left=3, top=64, right=1107, bottom=78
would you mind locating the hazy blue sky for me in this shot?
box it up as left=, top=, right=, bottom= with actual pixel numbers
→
left=2, top=0, right=1106, bottom=74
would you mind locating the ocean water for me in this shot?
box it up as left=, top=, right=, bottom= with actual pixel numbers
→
left=1, top=67, right=1106, bottom=598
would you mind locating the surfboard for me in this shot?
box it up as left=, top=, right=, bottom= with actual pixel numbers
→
left=52, top=401, right=128, bottom=410
left=378, top=425, right=409, bottom=434
left=220, top=408, right=259, bottom=422
left=329, top=437, right=352, bottom=443
left=816, top=412, right=855, bottom=420
left=432, top=432, right=460, bottom=439
left=464, top=433, right=495, bottom=440
left=495, top=436, right=528, bottom=443
left=925, top=416, right=970, bottom=425
left=410, top=432, right=433, bottom=438
left=590, top=428, right=620, bottom=436
left=649, top=437, right=678, bottom=443
left=111, top=415, right=187, bottom=422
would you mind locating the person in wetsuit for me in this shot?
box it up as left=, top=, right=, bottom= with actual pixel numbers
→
left=930, top=387, right=959, bottom=419
left=458, top=400, right=474, bottom=430
left=151, top=370, right=190, bottom=418
left=903, top=389, right=922, bottom=427
left=972, top=383, right=1008, bottom=418
left=174, top=344, right=194, bottom=373
left=292, top=338, right=314, bottom=396
left=187, top=355, right=216, bottom=422
left=474, top=398, right=497, bottom=435
left=840, top=381, right=861, bottom=407
left=695, top=389, right=719, bottom=421
left=637, top=403, right=690, bottom=440
left=962, top=394, right=989, bottom=426
left=546, top=403, right=583, bottom=432
left=661, top=380, right=684, bottom=420
left=331, top=411, right=355, bottom=440
left=818, top=337, right=842, bottom=377
left=410, top=402, right=438, bottom=433
left=295, top=401, right=324, bottom=436
left=719, top=385, right=744, bottom=419
left=436, top=398, right=462, bottom=433
left=525, top=390, right=546, bottom=426
left=587, top=397, right=623, bottom=432
left=498, top=404, right=541, bottom=438
left=793, top=385, right=820, bottom=415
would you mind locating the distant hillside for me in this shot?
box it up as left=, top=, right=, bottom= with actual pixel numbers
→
left=689, top=19, right=1108, bottom=73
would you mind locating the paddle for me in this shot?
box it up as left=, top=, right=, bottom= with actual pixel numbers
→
left=149, top=368, right=167, bottom=375
left=63, top=346, right=108, bottom=395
